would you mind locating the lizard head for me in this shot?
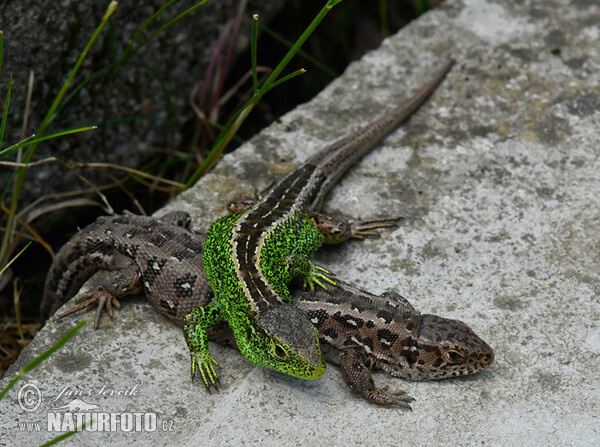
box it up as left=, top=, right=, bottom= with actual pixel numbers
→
left=405, top=314, right=494, bottom=380
left=248, top=303, right=326, bottom=380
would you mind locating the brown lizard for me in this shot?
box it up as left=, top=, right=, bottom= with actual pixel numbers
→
left=42, top=212, right=493, bottom=408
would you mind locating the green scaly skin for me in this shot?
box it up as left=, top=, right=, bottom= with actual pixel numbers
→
left=184, top=60, right=455, bottom=388
left=185, top=205, right=347, bottom=386
left=184, top=211, right=329, bottom=386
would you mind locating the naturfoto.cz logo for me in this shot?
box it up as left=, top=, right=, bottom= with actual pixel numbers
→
left=16, top=382, right=174, bottom=433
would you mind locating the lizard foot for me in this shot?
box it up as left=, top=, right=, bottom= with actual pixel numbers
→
left=367, top=385, right=415, bottom=409
left=348, top=217, right=402, bottom=239
left=311, top=213, right=402, bottom=244
left=225, top=181, right=275, bottom=214
left=190, top=351, right=220, bottom=392
left=57, top=288, right=121, bottom=329
left=303, top=264, right=337, bottom=291
left=226, top=197, right=257, bottom=214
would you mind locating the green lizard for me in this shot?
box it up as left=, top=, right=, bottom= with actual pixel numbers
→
left=184, top=60, right=455, bottom=388
left=44, top=211, right=493, bottom=408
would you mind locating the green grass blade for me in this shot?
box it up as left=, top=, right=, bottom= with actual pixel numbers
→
left=60, top=1, right=207, bottom=117
left=128, top=61, right=175, bottom=120
left=0, top=1, right=117, bottom=266
left=258, top=4, right=332, bottom=94
left=0, top=320, right=88, bottom=400
left=53, top=66, right=111, bottom=118
left=413, top=0, right=430, bottom=15
left=0, top=31, right=4, bottom=80
left=38, top=1, right=118, bottom=138
left=0, top=242, right=31, bottom=277
left=0, top=126, right=96, bottom=158
left=0, top=74, right=12, bottom=147
left=41, top=419, right=94, bottom=447
left=184, top=0, right=346, bottom=188
left=264, top=68, right=306, bottom=93
left=251, top=15, right=259, bottom=93
left=127, top=1, right=208, bottom=61
left=120, top=0, right=180, bottom=64
left=379, top=0, right=390, bottom=37
left=186, top=102, right=255, bottom=184
left=257, top=23, right=337, bottom=78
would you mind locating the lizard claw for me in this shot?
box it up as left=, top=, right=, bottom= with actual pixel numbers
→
left=349, top=217, right=402, bottom=239
left=304, top=264, right=337, bottom=291
left=368, top=385, right=415, bottom=409
left=190, top=351, right=220, bottom=392
left=57, top=288, right=122, bottom=329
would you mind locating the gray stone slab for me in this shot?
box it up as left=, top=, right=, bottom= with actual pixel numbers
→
left=2, top=0, right=599, bottom=445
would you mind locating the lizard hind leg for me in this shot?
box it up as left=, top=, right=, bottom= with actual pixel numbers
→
left=339, top=348, right=415, bottom=409
left=57, top=258, right=142, bottom=329
left=310, top=213, right=402, bottom=244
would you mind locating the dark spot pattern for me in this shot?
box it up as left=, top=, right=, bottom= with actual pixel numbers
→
left=171, top=238, right=204, bottom=261
left=400, top=348, right=418, bottom=365
left=376, top=309, right=395, bottom=324
left=150, top=230, right=174, bottom=247
left=332, top=311, right=364, bottom=329
left=305, top=309, right=328, bottom=328
left=99, top=222, right=117, bottom=233
left=173, top=273, right=197, bottom=298
left=143, top=256, right=168, bottom=288
left=184, top=239, right=204, bottom=252
left=348, top=295, right=371, bottom=312
left=400, top=336, right=415, bottom=347
left=159, top=299, right=179, bottom=317
left=350, top=362, right=362, bottom=373
left=116, top=242, right=139, bottom=258
left=353, top=335, right=374, bottom=353
left=119, top=225, right=153, bottom=239
left=323, top=328, right=338, bottom=340
left=377, top=328, right=399, bottom=346
left=86, top=220, right=102, bottom=231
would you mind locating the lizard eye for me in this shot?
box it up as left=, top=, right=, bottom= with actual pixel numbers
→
left=274, top=344, right=288, bottom=359
left=445, top=349, right=464, bottom=363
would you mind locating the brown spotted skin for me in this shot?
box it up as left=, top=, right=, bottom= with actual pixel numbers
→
left=294, top=283, right=494, bottom=407
left=411, top=315, right=494, bottom=380
left=41, top=212, right=212, bottom=326
left=44, top=212, right=493, bottom=408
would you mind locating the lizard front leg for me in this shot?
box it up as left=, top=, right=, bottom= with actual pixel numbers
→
left=159, top=210, right=193, bottom=229
left=183, top=302, right=223, bottom=391
left=284, top=254, right=337, bottom=292
left=339, top=347, right=415, bottom=409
